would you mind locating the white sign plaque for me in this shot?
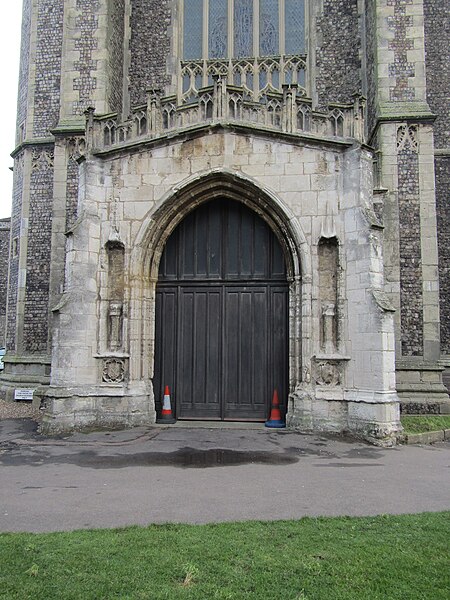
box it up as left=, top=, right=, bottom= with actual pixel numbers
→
left=14, top=389, right=35, bottom=401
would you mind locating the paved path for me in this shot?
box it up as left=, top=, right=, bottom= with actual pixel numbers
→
left=0, top=419, right=449, bottom=533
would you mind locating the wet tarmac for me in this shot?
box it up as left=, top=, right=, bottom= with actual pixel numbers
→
left=0, top=419, right=449, bottom=532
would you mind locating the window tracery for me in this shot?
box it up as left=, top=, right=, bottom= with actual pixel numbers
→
left=181, top=0, right=307, bottom=101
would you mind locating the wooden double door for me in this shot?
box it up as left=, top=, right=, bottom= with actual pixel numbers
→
left=154, top=198, right=289, bottom=421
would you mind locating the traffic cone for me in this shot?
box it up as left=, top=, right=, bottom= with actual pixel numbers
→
left=265, top=389, right=285, bottom=428
left=156, top=385, right=176, bottom=424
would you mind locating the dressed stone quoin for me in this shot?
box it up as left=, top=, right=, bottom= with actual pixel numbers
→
left=0, top=0, right=449, bottom=444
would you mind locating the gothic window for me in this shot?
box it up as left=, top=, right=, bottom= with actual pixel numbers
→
left=182, top=0, right=306, bottom=60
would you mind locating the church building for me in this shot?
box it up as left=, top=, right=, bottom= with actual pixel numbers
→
left=1, top=0, right=449, bottom=444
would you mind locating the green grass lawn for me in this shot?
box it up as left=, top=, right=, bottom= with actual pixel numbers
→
left=1, top=513, right=449, bottom=600
left=401, top=415, right=450, bottom=434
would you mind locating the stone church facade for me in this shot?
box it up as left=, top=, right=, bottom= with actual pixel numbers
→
left=1, top=0, right=449, bottom=443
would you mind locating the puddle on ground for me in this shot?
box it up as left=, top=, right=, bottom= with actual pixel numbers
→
left=0, top=447, right=299, bottom=469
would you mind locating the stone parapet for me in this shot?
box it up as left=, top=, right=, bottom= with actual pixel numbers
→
left=87, top=80, right=366, bottom=153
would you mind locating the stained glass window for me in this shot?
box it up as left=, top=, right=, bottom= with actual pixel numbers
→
left=234, top=0, right=254, bottom=58
left=285, top=0, right=305, bottom=55
left=260, top=0, right=279, bottom=56
left=183, top=0, right=203, bottom=60
left=209, top=0, right=228, bottom=58
left=183, top=1, right=306, bottom=61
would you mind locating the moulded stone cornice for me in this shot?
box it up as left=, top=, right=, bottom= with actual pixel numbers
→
left=368, top=104, right=437, bottom=145
left=313, top=354, right=351, bottom=361
left=2, top=354, right=51, bottom=365
left=91, top=120, right=354, bottom=161
left=50, top=120, right=86, bottom=136
left=396, top=360, right=445, bottom=371
left=10, top=138, right=55, bottom=158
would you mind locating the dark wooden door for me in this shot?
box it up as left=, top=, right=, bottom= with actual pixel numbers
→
left=154, top=199, right=289, bottom=421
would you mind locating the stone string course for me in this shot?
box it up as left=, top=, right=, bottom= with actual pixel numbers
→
left=398, top=132, right=423, bottom=356
left=23, top=149, right=54, bottom=353
left=129, top=0, right=171, bottom=107
left=0, top=219, right=10, bottom=346
left=33, top=0, right=64, bottom=138
left=315, top=0, right=361, bottom=106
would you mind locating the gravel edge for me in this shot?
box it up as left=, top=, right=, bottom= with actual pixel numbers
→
left=0, top=399, right=42, bottom=422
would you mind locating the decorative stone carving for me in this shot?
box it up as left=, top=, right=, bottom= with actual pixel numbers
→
left=318, top=238, right=339, bottom=352
left=102, top=358, right=125, bottom=384
left=68, top=137, right=86, bottom=160
left=108, top=301, right=123, bottom=351
left=31, top=149, right=54, bottom=172
left=322, top=303, right=336, bottom=354
left=315, top=361, right=341, bottom=387
left=396, top=124, right=418, bottom=153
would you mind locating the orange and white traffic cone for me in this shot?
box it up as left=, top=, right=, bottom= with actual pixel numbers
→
left=156, top=385, right=176, bottom=424
left=265, top=389, right=285, bottom=428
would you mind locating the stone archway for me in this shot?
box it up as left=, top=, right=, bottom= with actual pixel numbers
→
left=130, top=169, right=311, bottom=419
left=154, top=196, right=290, bottom=420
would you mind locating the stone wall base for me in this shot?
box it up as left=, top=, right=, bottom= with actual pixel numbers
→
left=287, top=387, right=402, bottom=446
left=396, top=364, right=450, bottom=414
left=0, top=354, right=51, bottom=402
left=39, top=383, right=156, bottom=435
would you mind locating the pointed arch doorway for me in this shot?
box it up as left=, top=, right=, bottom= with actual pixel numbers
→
left=153, top=198, right=289, bottom=421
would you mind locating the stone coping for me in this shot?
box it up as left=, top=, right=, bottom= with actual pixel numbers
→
left=404, top=429, right=450, bottom=445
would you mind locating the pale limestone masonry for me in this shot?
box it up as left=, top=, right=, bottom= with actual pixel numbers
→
left=1, top=0, right=448, bottom=442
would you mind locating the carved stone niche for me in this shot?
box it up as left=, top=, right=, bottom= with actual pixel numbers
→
left=108, top=301, right=123, bottom=351
left=102, top=358, right=126, bottom=384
